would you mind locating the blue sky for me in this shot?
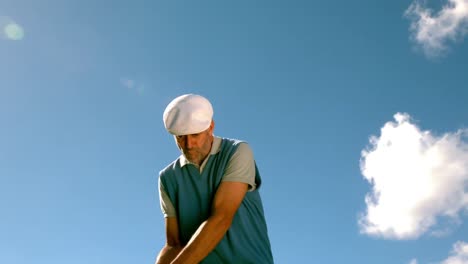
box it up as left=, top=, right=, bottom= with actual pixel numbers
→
left=1, top=1, right=468, bottom=263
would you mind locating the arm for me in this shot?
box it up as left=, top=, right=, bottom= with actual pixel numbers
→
left=156, top=178, right=181, bottom=264
left=155, top=217, right=183, bottom=264
left=170, top=181, right=248, bottom=264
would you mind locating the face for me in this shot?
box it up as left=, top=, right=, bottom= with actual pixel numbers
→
left=175, top=121, right=214, bottom=166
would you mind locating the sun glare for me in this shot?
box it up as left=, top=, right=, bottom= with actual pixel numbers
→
left=4, top=22, right=24, bottom=40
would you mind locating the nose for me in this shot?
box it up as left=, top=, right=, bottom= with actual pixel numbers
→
left=185, top=135, right=196, bottom=149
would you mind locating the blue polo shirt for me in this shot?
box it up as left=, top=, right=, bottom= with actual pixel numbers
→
left=159, top=137, right=274, bottom=263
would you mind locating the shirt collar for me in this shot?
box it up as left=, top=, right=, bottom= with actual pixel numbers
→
left=179, top=136, right=222, bottom=170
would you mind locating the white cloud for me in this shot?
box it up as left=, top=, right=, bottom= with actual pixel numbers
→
left=359, top=113, right=468, bottom=239
left=409, top=258, right=419, bottom=264
left=405, top=0, right=468, bottom=57
left=440, top=241, right=468, bottom=264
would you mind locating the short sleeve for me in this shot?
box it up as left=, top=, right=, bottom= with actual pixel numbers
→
left=158, top=177, right=177, bottom=218
left=221, top=142, right=257, bottom=191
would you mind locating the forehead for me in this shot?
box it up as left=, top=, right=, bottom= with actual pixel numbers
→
left=175, top=130, right=205, bottom=138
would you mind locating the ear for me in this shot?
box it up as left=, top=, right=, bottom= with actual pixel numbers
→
left=209, top=120, right=215, bottom=134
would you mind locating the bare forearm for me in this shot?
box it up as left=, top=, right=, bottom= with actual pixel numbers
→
left=171, top=216, right=230, bottom=264
left=156, top=245, right=182, bottom=264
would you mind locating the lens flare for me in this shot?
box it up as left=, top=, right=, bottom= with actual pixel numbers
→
left=4, top=22, right=24, bottom=40
left=0, top=16, right=24, bottom=40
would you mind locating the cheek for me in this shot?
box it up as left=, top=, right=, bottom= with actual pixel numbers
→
left=204, top=138, right=212, bottom=149
left=175, top=139, right=185, bottom=149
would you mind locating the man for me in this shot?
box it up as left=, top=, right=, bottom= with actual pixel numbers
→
left=156, top=94, right=274, bottom=264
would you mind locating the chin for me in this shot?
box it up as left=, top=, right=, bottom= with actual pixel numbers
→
left=185, top=155, right=199, bottom=164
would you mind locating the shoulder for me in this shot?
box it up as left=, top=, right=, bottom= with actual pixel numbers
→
left=159, top=157, right=182, bottom=178
left=220, top=137, right=253, bottom=153
left=219, top=137, right=249, bottom=149
left=221, top=139, right=257, bottom=190
left=228, top=141, right=254, bottom=164
left=218, top=137, right=255, bottom=165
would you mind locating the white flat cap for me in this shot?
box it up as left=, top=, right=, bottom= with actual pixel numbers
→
left=163, top=94, right=213, bottom=136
